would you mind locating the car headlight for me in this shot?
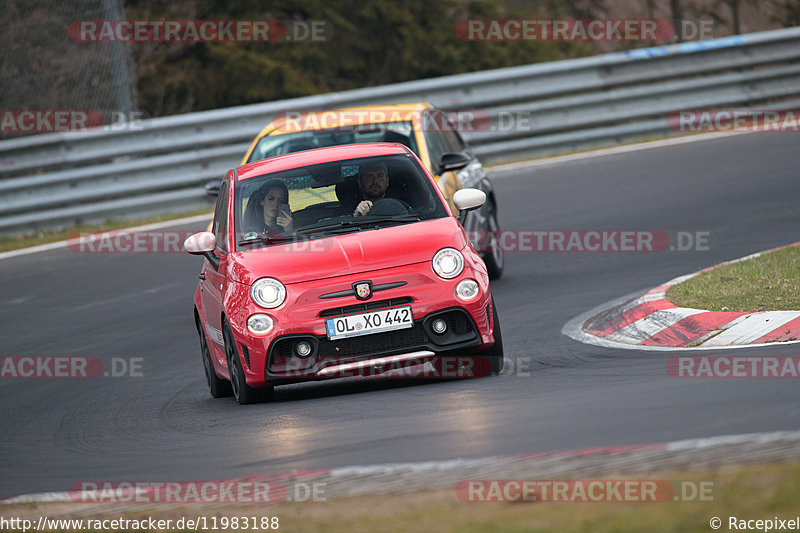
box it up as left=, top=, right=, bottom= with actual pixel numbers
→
left=251, top=278, right=286, bottom=309
left=455, top=279, right=480, bottom=301
left=247, top=314, right=274, bottom=335
left=432, top=248, right=464, bottom=279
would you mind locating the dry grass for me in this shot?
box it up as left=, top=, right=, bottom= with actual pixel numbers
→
left=667, top=244, right=800, bottom=312
left=3, top=461, right=800, bottom=532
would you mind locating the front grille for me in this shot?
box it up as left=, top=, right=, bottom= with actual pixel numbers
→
left=272, top=340, right=294, bottom=360
left=440, top=309, right=472, bottom=335
left=267, top=308, right=481, bottom=377
left=271, top=322, right=427, bottom=360
left=423, top=308, right=477, bottom=347
left=317, top=324, right=428, bottom=358
left=318, top=297, right=414, bottom=318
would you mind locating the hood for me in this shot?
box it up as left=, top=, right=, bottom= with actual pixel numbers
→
left=227, top=217, right=468, bottom=285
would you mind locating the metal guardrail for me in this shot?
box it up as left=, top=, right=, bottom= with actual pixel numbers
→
left=2, top=26, right=800, bottom=235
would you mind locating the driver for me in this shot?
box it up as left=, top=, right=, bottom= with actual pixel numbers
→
left=353, top=161, right=390, bottom=217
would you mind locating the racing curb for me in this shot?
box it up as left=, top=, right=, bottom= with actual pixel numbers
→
left=579, top=244, right=800, bottom=349
left=2, top=430, right=800, bottom=510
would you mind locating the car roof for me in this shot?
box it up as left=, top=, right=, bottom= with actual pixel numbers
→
left=236, top=142, right=412, bottom=181
left=257, top=102, right=433, bottom=138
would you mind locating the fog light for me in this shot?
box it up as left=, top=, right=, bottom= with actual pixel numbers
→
left=295, top=341, right=312, bottom=357
left=432, top=319, right=447, bottom=334
left=247, top=314, right=274, bottom=336
left=455, top=279, right=480, bottom=301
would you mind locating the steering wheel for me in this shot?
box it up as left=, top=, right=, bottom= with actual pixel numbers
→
left=369, top=198, right=412, bottom=216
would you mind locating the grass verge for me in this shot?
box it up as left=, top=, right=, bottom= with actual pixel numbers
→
left=0, top=209, right=212, bottom=253
left=667, top=243, right=800, bottom=312
left=2, top=460, right=799, bottom=532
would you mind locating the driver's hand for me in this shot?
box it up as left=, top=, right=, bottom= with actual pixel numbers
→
left=277, top=209, right=294, bottom=231
left=353, top=201, right=373, bottom=217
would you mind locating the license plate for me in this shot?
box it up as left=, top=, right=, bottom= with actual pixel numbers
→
left=325, top=306, right=413, bottom=340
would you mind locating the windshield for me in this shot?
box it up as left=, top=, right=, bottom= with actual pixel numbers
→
left=246, top=121, right=419, bottom=163
left=234, top=153, right=447, bottom=251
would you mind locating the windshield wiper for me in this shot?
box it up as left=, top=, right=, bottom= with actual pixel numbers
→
left=294, top=221, right=364, bottom=236
left=237, top=232, right=296, bottom=246
left=355, top=215, right=421, bottom=226
left=295, top=216, right=421, bottom=236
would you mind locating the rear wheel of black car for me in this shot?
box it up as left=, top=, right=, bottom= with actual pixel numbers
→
left=483, top=202, right=504, bottom=280
left=196, top=316, right=232, bottom=398
left=223, top=320, right=273, bottom=405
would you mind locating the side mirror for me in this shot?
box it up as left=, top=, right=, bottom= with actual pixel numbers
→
left=439, top=152, right=471, bottom=173
left=453, top=188, right=486, bottom=213
left=184, top=231, right=217, bottom=254
left=205, top=179, right=221, bottom=197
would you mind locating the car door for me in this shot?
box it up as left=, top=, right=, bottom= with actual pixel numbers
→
left=201, top=174, right=232, bottom=368
left=445, top=127, right=489, bottom=233
left=446, top=128, right=504, bottom=278
left=422, top=109, right=464, bottom=214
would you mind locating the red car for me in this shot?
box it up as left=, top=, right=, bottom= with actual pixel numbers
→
left=185, top=143, right=503, bottom=404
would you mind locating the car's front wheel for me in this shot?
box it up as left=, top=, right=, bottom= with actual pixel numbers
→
left=483, top=298, right=505, bottom=375
left=196, top=316, right=232, bottom=398
left=223, top=320, right=273, bottom=405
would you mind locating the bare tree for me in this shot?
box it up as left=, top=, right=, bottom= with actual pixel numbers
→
left=725, top=0, right=743, bottom=33
left=671, top=0, right=684, bottom=41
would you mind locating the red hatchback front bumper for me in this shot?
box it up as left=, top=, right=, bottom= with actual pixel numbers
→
left=226, top=260, right=495, bottom=387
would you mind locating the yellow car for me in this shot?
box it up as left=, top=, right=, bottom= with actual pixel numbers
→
left=207, top=103, right=503, bottom=279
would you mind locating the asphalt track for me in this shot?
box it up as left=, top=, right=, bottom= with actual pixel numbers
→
left=1, top=132, right=799, bottom=498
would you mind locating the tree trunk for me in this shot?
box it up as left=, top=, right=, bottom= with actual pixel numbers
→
left=729, top=0, right=742, bottom=34
left=671, top=0, right=684, bottom=42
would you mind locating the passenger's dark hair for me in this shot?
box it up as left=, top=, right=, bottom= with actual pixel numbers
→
left=243, top=179, right=290, bottom=229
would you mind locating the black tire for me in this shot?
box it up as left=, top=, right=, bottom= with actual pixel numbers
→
left=483, top=202, right=504, bottom=280
left=196, top=316, right=232, bottom=398
left=223, top=320, right=273, bottom=405
left=483, top=298, right=505, bottom=375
